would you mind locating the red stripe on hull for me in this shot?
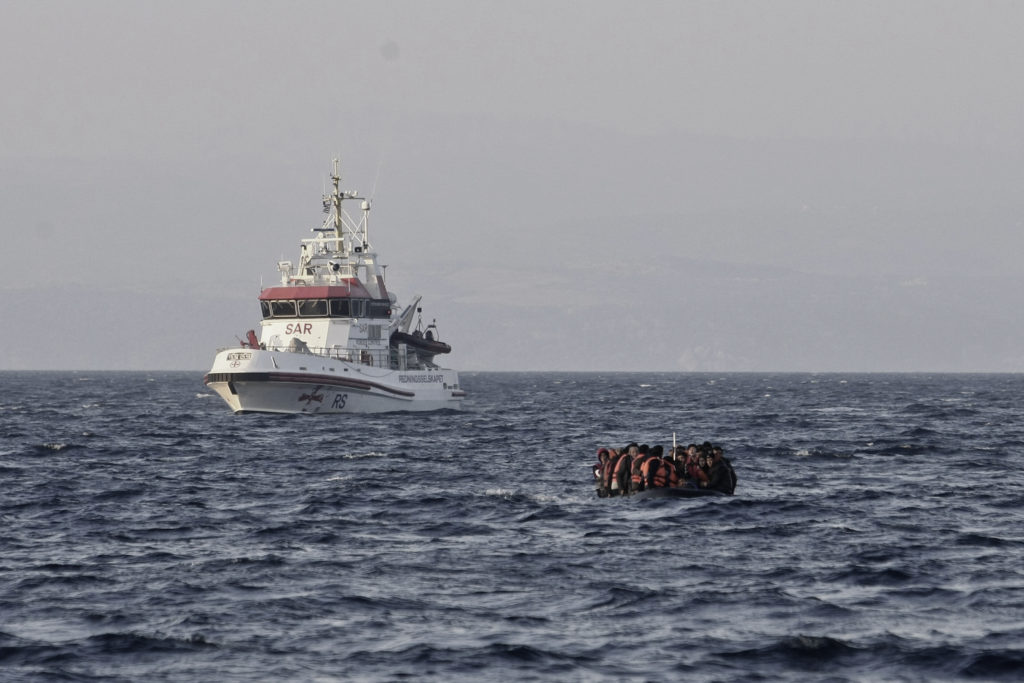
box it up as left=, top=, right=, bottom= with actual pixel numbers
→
left=204, top=371, right=416, bottom=397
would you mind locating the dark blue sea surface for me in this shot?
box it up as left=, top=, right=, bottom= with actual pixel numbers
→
left=2, top=371, right=1023, bottom=681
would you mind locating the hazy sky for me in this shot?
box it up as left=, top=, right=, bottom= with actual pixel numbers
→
left=3, top=1, right=1023, bottom=371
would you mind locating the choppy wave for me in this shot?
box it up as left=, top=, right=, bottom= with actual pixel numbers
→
left=1, top=371, right=1023, bottom=681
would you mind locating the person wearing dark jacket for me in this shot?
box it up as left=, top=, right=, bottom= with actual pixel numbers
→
left=707, top=448, right=737, bottom=494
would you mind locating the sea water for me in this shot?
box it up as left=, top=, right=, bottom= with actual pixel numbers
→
left=2, top=371, right=1023, bottom=681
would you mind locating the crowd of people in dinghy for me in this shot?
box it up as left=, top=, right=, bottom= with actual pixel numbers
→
left=592, top=441, right=737, bottom=497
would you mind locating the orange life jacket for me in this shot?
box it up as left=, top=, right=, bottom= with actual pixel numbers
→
left=645, top=457, right=680, bottom=488
left=687, top=461, right=709, bottom=486
left=604, top=452, right=632, bottom=495
left=598, top=452, right=615, bottom=492
left=640, top=456, right=659, bottom=488
left=629, top=454, right=654, bottom=492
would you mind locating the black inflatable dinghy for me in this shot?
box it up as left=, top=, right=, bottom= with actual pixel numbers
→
left=632, top=487, right=727, bottom=499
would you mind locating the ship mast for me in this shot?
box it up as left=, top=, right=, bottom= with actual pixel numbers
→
left=330, top=158, right=344, bottom=254
left=322, top=158, right=371, bottom=256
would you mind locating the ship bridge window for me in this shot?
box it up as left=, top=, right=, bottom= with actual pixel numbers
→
left=330, top=298, right=350, bottom=317
left=298, top=299, right=328, bottom=317
left=270, top=300, right=297, bottom=317
left=261, top=301, right=271, bottom=319
left=327, top=298, right=380, bottom=318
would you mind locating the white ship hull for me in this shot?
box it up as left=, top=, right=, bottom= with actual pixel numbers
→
left=205, top=348, right=464, bottom=414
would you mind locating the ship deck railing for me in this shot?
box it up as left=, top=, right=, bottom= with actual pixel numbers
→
left=221, top=343, right=437, bottom=371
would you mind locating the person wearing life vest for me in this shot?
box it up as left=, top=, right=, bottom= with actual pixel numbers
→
left=598, top=448, right=622, bottom=496
left=594, top=448, right=612, bottom=497
left=707, top=446, right=737, bottom=495
left=683, top=444, right=698, bottom=472
left=643, top=445, right=672, bottom=488
left=686, top=446, right=709, bottom=489
left=629, top=444, right=656, bottom=493
left=677, top=444, right=694, bottom=485
left=615, top=443, right=641, bottom=494
left=642, top=452, right=680, bottom=489
left=665, top=452, right=682, bottom=487
left=667, top=445, right=688, bottom=482
left=605, top=444, right=637, bottom=496
left=594, top=448, right=610, bottom=481
left=602, top=451, right=621, bottom=495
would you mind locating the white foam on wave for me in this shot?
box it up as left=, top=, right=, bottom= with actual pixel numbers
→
left=484, top=488, right=580, bottom=505
left=809, top=406, right=864, bottom=414
left=341, top=451, right=386, bottom=459
left=794, top=448, right=853, bottom=458
left=530, top=492, right=570, bottom=504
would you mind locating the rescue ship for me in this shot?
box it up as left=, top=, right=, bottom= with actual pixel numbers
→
left=204, top=160, right=465, bottom=414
